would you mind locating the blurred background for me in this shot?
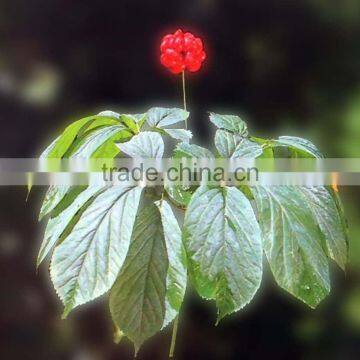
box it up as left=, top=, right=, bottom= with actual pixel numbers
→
left=1, top=0, right=360, bottom=359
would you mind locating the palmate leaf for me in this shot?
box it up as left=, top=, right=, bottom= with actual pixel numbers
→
left=270, top=135, right=348, bottom=270
left=252, top=136, right=346, bottom=306
left=50, top=186, right=143, bottom=317
left=183, top=186, right=262, bottom=322
left=110, top=200, right=186, bottom=352
left=252, top=186, right=330, bottom=308
left=35, top=107, right=350, bottom=357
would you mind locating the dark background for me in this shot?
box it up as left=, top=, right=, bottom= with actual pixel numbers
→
left=1, top=1, right=360, bottom=359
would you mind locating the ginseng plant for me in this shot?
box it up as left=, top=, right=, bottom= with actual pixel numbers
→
left=35, top=29, right=348, bottom=358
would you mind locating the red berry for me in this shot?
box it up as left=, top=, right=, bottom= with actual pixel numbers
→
left=170, top=64, right=184, bottom=74
left=160, top=35, right=174, bottom=52
left=174, top=29, right=183, bottom=37
left=184, top=52, right=201, bottom=72
left=187, top=61, right=202, bottom=72
left=173, top=36, right=183, bottom=52
left=160, top=29, right=206, bottom=74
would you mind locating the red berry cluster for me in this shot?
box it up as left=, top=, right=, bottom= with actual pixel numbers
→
left=160, top=29, right=206, bottom=74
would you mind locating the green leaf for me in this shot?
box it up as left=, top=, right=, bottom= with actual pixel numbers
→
left=120, top=114, right=146, bottom=133
left=124, top=113, right=146, bottom=123
left=174, top=142, right=214, bottom=158
left=49, top=187, right=88, bottom=218
left=250, top=136, right=274, bottom=159
left=252, top=186, right=330, bottom=308
left=232, top=138, right=263, bottom=158
left=167, top=143, right=213, bottom=209
left=90, top=129, right=132, bottom=158
left=84, top=117, right=120, bottom=133
left=39, top=186, right=71, bottom=220
left=272, top=136, right=346, bottom=267
left=183, top=186, right=262, bottom=322
left=209, top=113, right=248, bottom=135
left=165, top=185, right=193, bottom=208
left=156, top=200, right=187, bottom=327
left=214, top=130, right=240, bottom=157
left=40, top=136, right=61, bottom=158
left=110, top=202, right=176, bottom=351
left=39, top=124, right=130, bottom=225
left=40, top=186, right=94, bottom=221
left=275, top=136, right=323, bottom=158
left=50, top=186, right=142, bottom=317
left=331, top=188, right=348, bottom=240
left=215, top=129, right=263, bottom=158
left=37, top=186, right=104, bottom=267
left=117, top=131, right=164, bottom=158
left=273, top=137, right=347, bottom=268
left=274, top=137, right=347, bottom=266
left=147, top=107, right=189, bottom=128
left=42, top=116, right=117, bottom=159
left=97, top=110, right=121, bottom=119
left=163, top=128, right=192, bottom=142
left=297, top=187, right=348, bottom=270
left=70, top=125, right=126, bottom=158
left=61, top=121, right=129, bottom=159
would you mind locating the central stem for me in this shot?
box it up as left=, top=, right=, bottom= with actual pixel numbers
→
left=182, top=70, right=188, bottom=128
left=168, top=70, right=188, bottom=359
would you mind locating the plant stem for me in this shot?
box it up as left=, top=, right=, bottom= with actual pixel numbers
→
left=169, top=316, right=179, bottom=358
left=169, top=70, right=187, bottom=359
left=182, top=71, right=188, bottom=128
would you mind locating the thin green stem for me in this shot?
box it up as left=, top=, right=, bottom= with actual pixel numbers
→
left=169, top=316, right=179, bottom=358
left=182, top=71, right=187, bottom=128
left=168, top=70, right=187, bottom=360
